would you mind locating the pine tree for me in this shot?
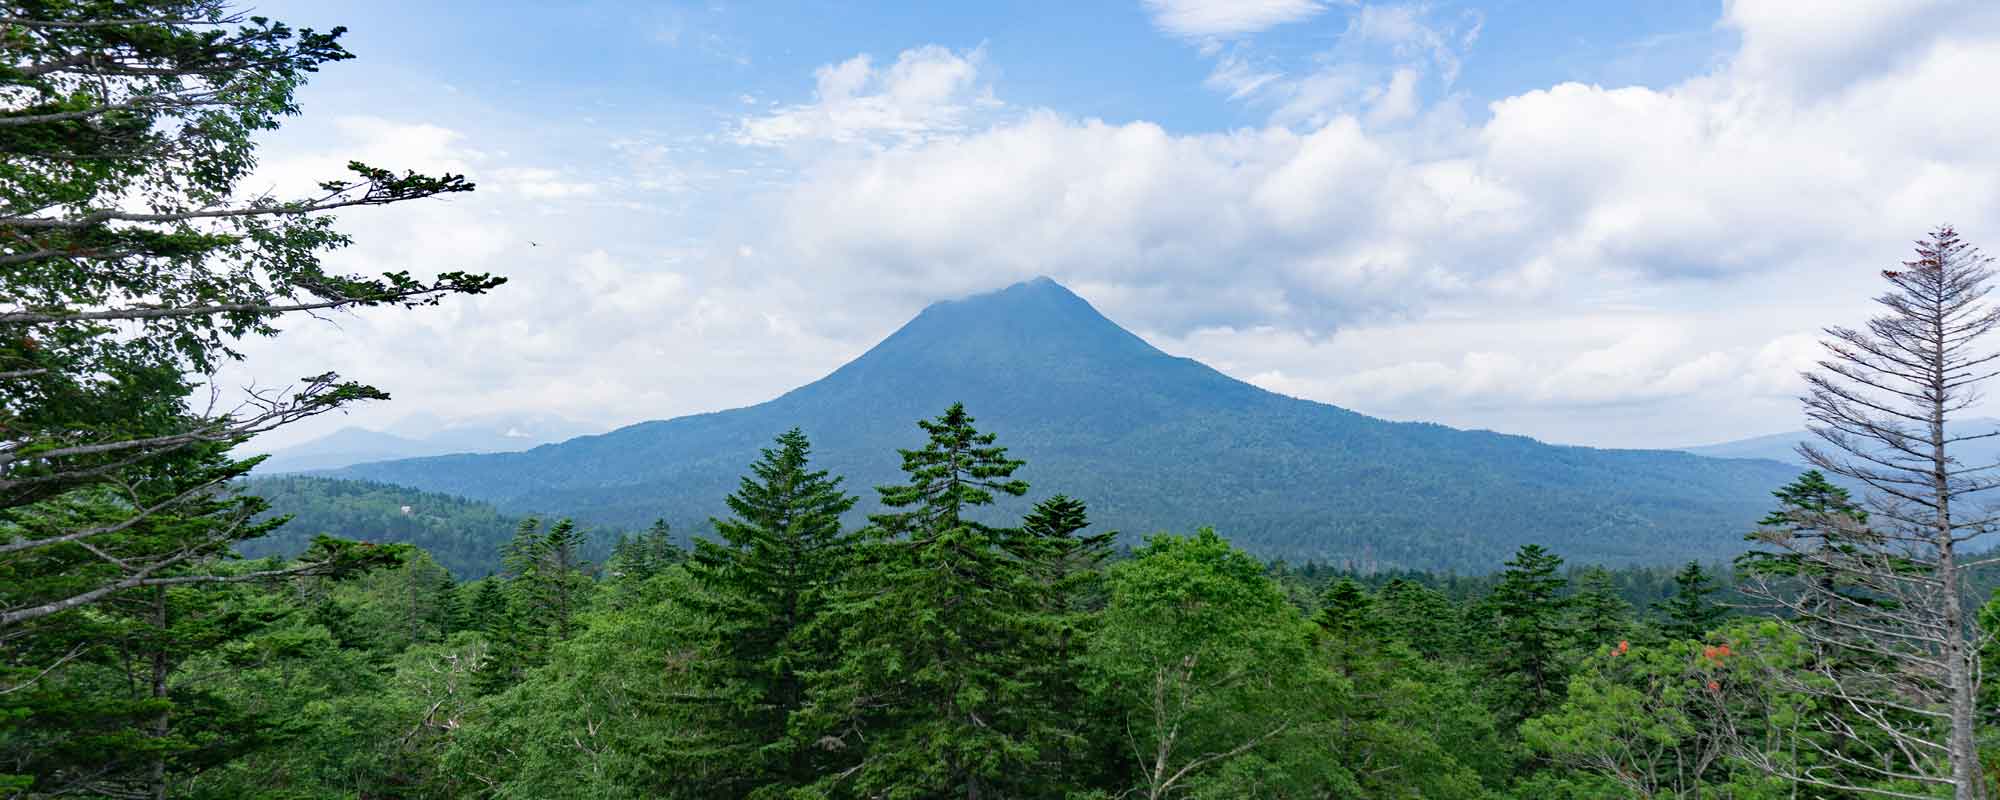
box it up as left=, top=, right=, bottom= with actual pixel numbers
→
left=1654, top=562, right=1727, bottom=641
left=678, top=429, right=858, bottom=796
left=1482, top=544, right=1570, bottom=724
left=803, top=403, right=1054, bottom=799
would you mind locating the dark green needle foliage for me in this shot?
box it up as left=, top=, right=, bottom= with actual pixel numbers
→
left=1480, top=544, right=1571, bottom=726
left=802, top=403, right=1060, bottom=799
left=1655, top=561, right=1729, bottom=641
left=1569, top=566, right=1633, bottom=649
left=676, top=429, right=858, bottom=797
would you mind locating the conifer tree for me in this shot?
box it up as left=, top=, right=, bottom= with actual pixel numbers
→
left=1569, top=567, right=1632, bottom=649
left=1376, top=578, right=1464, bottom=660
left=1015, top=494, right=1117, bottom=788
left=468, top=579, right=507, bottom=636
left=803, top=403, right=1054, bottom=799
left=610, top=519, right=683, bottom=585
left=1482, top=544, right=1570, bottom=724
left=1318, top=578, right=1384, bottom=638
left=1654, top=562, right=1727, bottom=641
left=677, top=429, right=857, bottom=796
left=434, top=568, right=466, bottom=637
left=1016, top=494, right=1117, bottom=606
left=479, top=519, right=590, bottom=692
left=529, top=520, right=589, bottom=641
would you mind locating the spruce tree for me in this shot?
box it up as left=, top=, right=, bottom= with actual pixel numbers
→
left=1016, top=494, right=1116, bottom=789
left=479, top=518, right=590, bottom=692
left=1376, top=578, right=1464, bottom=660
left=803, top=403, right=1054, bottom=799
left=1482, top=544, right=1570, bottom=725
left=468, top=579, right=507, bottom=636
left=1318, top=578, right=1384, bottom=638
left=1016, top=495, right=1116, bottom=607
left=1569, top=567, right=1632, bottom=649
left=1654, top=562, right=1728, bottom=641
left=678, top=429, right=858, bottom=796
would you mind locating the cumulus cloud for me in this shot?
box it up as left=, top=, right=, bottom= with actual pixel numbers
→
left=735, top=1, right=2000, bottom=443
left=1143, top=0, right=1327, bottom=38
left=733, top=45, right=998, bottom=147
left=229, top=0, right=2000, bottom=452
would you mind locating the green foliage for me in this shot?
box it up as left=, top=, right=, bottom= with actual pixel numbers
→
left=800, top=403, right=1058, bottom=798
left=1086, top=529, right=1337, bottom=797
left=1568, top=567, right=1632, bottom=650
left=1522, top=621, right=1816, bottom=799
left=675, top=429, right=858, bottom=796
left=239, top=476, right=528, bottom=578
left=1480, top=544, right=1572, bottom=727
left=1, top=3, right=497, bottom=793
left=443, top=571, right=710, bottom=799
left=1655, top=561, right=1729, bottom=641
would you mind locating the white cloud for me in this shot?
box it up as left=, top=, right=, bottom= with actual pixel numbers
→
left=226, top=0, right=2000, bottom=453
left=1187, top=3, right=1481, bottom=130
left=734, top=45, right=997, bottom=147
left=1144, top=0, right=1327, bottom=38
left=740, top=3, right=2000, bottom=443
left=490, top=167, right=599, bottom=199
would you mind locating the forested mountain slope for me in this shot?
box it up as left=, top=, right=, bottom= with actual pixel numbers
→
left=339, top=278, right=1803, bottom=571
left=239, top=477, right=531, bottom=577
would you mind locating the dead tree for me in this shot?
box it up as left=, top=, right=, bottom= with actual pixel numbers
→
left=1742, top=226, right=1999, bottom=800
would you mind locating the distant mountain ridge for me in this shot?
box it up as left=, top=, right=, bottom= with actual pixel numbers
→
left=251, top=413, right=601, bottom=473
left=337, top=277, right=1806, bottom=571
left=1681, top=418, right=2000, bottom=467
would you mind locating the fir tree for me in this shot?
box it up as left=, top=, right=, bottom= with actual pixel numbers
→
left=1376, top=578, right=1464, bottom=660
left=479, top=519, right=591, bottom=693
left=1654, top=562, right=1728, bottom=641
left=803, top=403, right=1055, bottom=799
left=1569, top=567, right=1631, bottom=649
left=468, top=579, right=507, bottom=636
left=1318, top=578, right=1384, bottom=638
left=678, top=429, right=858, bottom=796
left=1482, top=544, right=1570, bottom=725
left=1016, top=494, right=1117, bottom=789
left=1016, top=494, right=1117, bottom=608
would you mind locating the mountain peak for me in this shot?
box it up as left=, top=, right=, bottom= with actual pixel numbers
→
left=883, top=276, right=1161, bottom=367
left=927, top=275, right=1082, bottom=312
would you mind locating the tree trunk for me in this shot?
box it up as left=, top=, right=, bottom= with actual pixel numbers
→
left=149, top=586, right=170, bottom=800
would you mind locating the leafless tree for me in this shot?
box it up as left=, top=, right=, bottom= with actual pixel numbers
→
left=1740, top=226, right=1998, bottom=799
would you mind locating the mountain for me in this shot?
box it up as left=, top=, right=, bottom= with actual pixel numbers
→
left=1682, top=418, right=2000, bottom=467
left=252, top=413, right=601, bottom=473
left=335, top=277, right=1806, bottom=571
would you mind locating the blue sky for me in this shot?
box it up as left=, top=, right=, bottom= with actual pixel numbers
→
left=263, top=0, right=1725, bottom=132
left=232, top=0, right=2000, bottom=451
